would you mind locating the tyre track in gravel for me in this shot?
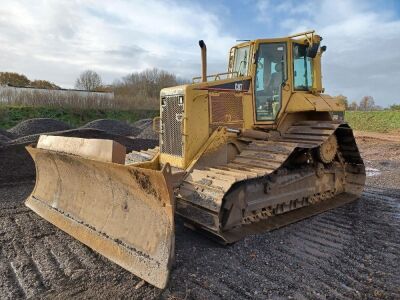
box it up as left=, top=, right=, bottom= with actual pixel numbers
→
left=166, top=186, right=400, bottom=299
left=0, top=184, right=399, bottom=299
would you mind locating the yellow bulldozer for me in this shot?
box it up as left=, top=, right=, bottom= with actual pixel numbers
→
left=25, top=31, right=365, bottom=289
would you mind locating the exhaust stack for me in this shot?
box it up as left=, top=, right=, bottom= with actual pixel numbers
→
left=199, top=40, right=207, bottom=82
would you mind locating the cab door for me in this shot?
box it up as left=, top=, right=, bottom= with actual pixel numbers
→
left=253, top=42, right=288, bottom=123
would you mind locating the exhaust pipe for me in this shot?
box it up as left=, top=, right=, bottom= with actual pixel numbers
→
left=199, top=40, right=207, bottom=82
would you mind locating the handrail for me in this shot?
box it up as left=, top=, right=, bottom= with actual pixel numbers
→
left=288, top=30, right=315, bottom=38
left=192, top=71, right=239, bottom=83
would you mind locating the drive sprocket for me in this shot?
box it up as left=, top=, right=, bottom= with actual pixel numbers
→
left=317, top=134, right=338, bottom=164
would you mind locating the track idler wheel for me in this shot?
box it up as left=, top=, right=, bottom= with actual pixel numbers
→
left=317, top=134, right=338, bottom=164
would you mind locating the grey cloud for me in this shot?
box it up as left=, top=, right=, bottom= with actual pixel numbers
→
left=104, top=45, right=148, bottom=59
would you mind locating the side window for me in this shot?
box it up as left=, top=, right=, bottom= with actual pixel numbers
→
left=254, top=43, right=287, bottom=121
left=293, top=43, right=313, bottom=90
left=255, top=57, right=264, bottom=91
left=233, top=46, right=250, bottom=76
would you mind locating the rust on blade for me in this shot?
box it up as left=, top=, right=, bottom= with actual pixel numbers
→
left=25, top=144, right=175, bottom=289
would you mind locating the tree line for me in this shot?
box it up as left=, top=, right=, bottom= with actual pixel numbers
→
left=2, top=70, right=398, bottom=111
left=73, top=68, right=187, bottom=109
left=0, top=72, right=61, bottom=90
left=0, top=69, right=186, bottom=110
left=337, top=95, right=399, bottom=111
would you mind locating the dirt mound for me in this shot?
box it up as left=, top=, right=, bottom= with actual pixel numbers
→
left=8, top=118, right=71, bottom=138
left=80, top=119, right=141, bottom=137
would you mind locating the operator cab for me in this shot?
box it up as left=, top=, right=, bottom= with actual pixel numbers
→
left=229, top=31, right=323, bottom=124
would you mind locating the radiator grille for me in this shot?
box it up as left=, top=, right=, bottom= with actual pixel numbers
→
left=160, top=95, right=184, bottom=156
left=210, top=93, right=243, bottom=129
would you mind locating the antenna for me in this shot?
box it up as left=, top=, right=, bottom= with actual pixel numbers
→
left=236, top=39, right=250, bottom=42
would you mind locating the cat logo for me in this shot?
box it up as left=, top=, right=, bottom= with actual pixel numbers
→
left=234, top=82, right=243, bottom=91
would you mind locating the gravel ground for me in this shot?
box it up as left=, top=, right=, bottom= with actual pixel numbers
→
left=80, top=119, right=141, bottom=137
left=0, top=132, right=399, bottom=299
left=357, top=134, right=400, bottom=190
left=7, top=119, right=71, bottom=138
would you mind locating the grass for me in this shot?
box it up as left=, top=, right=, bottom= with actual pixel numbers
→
left=0, top=105, right=159, bottom=129
left=345, top=110, right=400, bottom=133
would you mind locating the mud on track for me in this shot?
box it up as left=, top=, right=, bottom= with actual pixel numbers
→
left=0, top=135, right=399, bottom=299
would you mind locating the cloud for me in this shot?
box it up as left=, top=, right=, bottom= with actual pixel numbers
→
left=0, top=0, right=236, bottom=87
left=1, top=0, right=399, bottom=106
left=255, top=0, right=400, bottom=106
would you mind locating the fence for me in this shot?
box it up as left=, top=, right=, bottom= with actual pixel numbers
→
left=0, top=85, right=117, bottom=109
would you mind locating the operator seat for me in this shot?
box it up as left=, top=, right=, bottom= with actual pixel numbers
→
left=269, top=63, right=283, bottom=93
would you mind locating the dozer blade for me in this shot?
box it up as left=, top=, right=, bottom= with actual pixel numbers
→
left=25, top=136, right=174, bottom=289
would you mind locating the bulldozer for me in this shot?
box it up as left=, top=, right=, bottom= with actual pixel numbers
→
left=25, top=31, right=365, bottom=289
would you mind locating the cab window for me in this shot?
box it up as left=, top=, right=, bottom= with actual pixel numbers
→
left=254, top=43, right=287, bottom=121
left=233, top=46, right=250, bottom=76
left=293, top=43, right=313, bottom=90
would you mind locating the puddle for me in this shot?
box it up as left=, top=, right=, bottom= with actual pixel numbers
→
left=366, top=167, right=381, bottom=177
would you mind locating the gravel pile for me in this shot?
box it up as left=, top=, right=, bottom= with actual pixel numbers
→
left=0, top=134, right=10, bottom=145
left=80, top=119, right=141, bottom=137
left=132, top=119, right=153, bottom=130
left=133, top=119, right=158, bottom=140
left=8, top=128, right=157, bottom=151
left=8, top=118, right=71, bottom=138
left=136, top=125, right=159, bottom=140
left=0, top=129, right=17, bottom=139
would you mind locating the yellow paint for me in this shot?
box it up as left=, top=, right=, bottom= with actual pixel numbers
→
left=185, top=127, right=228, bottom=173
left=158, top=30, right=345, bottom=169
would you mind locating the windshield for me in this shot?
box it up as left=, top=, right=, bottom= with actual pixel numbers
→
left=293, top=43, right=313, bottom=90
left=233, top=46, right=250, bottom=76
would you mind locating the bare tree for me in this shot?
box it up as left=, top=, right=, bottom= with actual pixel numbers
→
left=348, top=101, right=359, bottom=111
left=75, top=70, right=102, bottom=91
left=113, top=68, right=188, bottom=109
left=359, top=96, right=375, bottom=111
left=337, top=94, right=348, bottom=109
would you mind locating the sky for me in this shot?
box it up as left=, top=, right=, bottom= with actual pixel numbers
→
left=1, top=0, right=399, bottom=106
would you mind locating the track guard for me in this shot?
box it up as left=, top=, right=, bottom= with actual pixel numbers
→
left=25, top=138, right=175, bottom=289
